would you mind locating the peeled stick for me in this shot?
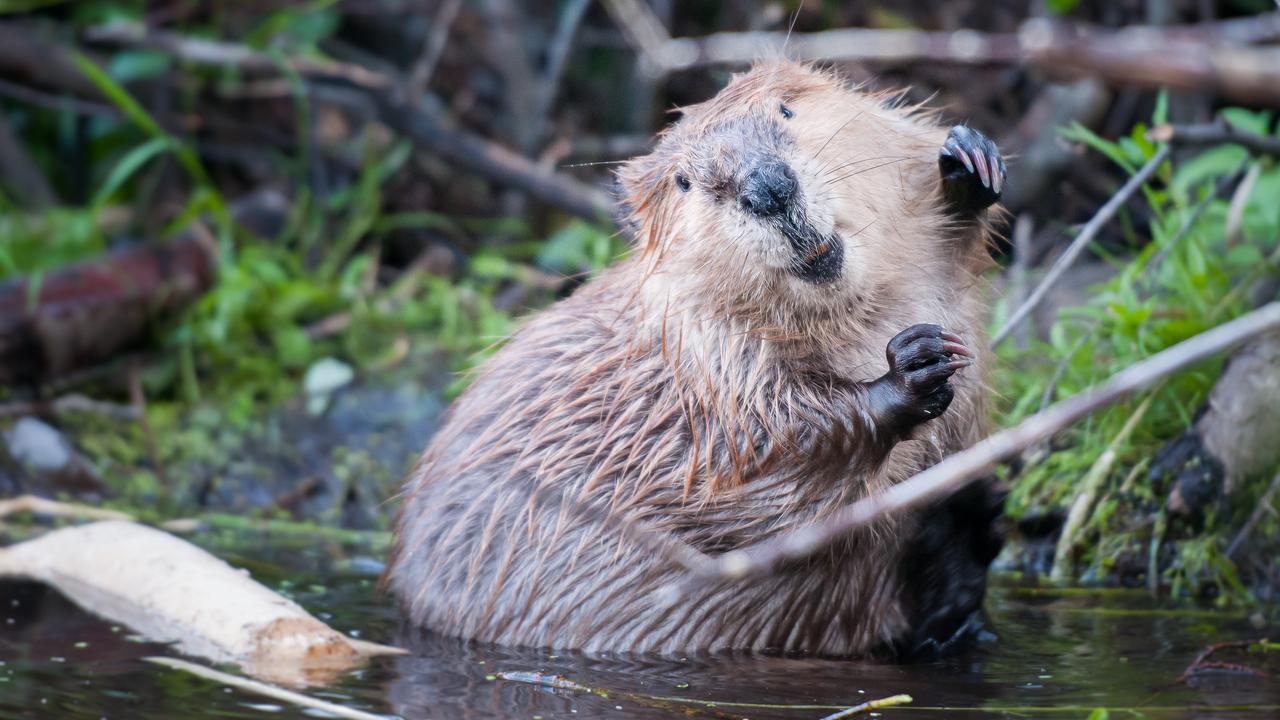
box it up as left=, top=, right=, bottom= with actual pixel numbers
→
left=0, top=520, right=402, bottom=685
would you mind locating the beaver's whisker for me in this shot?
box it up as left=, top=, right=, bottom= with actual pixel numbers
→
left=813, top=111, right=865, bottom=170
left=829, top=158, right=909, bottom=184
left=820, top=155, right=909, bottom=179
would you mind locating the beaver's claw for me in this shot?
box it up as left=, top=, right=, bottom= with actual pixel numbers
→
left=880, top=325, right=967, bottom=425
left=939, top=125, right=1005, bottom=214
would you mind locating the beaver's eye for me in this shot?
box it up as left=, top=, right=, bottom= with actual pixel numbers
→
left=780, top=103, right=794, bottom=119
left=675, top=173, right=691, bottom=192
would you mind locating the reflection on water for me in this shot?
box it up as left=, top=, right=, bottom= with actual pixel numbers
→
left=0, top=538, right=1276, bottom=719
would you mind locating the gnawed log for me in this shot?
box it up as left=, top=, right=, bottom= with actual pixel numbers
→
left=0, top=520, right=405, bottom=685
left=0, top=229, right=216, bottom=385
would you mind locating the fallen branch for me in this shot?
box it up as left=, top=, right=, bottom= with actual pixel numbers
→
left=374, top=89, right=617, bottom=222
left=603, top=4, right=1280, bottom=105
left=0, top=229, right=218, bottom=384
left=992, top=146, right=1170, bottom=347
left=146, top=657, right=391, bottom=720
left=0, top=494, right=132, bottom=522
left=0, top=521, right=404, bottom=685
left=74, top=22, right=617, bottom=222
left=1169, top=639, right=1271, bottom=687
left=677, top=302, right=1280, bottom=587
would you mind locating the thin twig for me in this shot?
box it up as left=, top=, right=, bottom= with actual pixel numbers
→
left=0, top=495, right=133, bottom=522
left=528, top=0, right=593, bottom=150
left=1006, top=214, right=1035, bottom=349
left=145, top=657, right=392, bottom=720
left=0, top=76, right=118, bottom=117
left=1168, top=639, right=1272, bottom=687
left=1146, top=165, right=1245, bottom=272
left=374, top=89, right=616, bottom=221
left=128, top=362, right=167, bottom=488
left=84, top=21, right=391, bottom=89
left=1226, top=471, right=1280, bottom=558
left=1225, top=161, right=1262, bottom=247
left=1038, top=323, right=1098, bottom=412
left=0, top=394, right=141, bottom=421
left=1050, top=389, right=1158, bottom=580
left=992, top=146, right=1170, bottom=347
left=1149, top=121, right=1280, bottom=157
left=24, top=20, right=615, bottom=222
left=407, top=0, right=463, bottom=98
left=819, top=694, right=914, bottom=719
left=601, top=0, right=673, bottom=74
left=675, top=302, right=1280, bottom=587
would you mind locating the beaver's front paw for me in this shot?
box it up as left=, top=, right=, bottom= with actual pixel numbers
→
left=939, top=125, right=1005, bottom=215
left=876, top=324, right=973, bottom=427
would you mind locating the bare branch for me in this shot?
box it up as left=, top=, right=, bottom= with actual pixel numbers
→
left=992, top=145, right=1170, bottom=347
left=5, top=20, right=617, bottom=223
left=374, top=89, right=617, bottom=222
left=1227, top=471, right=1280, bottom=558
left=84, top=21, right=391, bottom=89
left=604, top=11, right=1280, bottom=105
left=1149, top=121, right=1280, bottom=156
left=407, top=0, right=463, bottom=98
left=529, top=0, right=594, bottom=150
left=679, top=302, right=1280, bottom=587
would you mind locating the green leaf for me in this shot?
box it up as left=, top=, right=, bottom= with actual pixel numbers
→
left=1220, top=107, right=1273, bottom=135
left=72, top=51, right=231, bottom=231
left=1060, top=122, right=1135, bottom=173
left=1152, top=90, right=1169, bottom=126
left=90, top=136, right=171, bottom=210
left=1044, top=0, right=1081, bottom=14
left=1171, top=145, right=1246, bottom=198
left=272, top=327, right=313, bottom=370
left=108, top=50, right=171, bottom=83
left=72, top=51, right=166, bottom=139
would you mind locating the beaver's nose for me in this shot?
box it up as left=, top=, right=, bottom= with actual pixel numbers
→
left=739, top=161, right=797, bottom=217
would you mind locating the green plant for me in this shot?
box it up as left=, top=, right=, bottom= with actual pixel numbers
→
left=995, top=100, right=1280, bottom=599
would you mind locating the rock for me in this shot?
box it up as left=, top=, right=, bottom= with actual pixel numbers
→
left=303, top=358, right=355, bottom=415
left=1, top=417, right=108, bottom=498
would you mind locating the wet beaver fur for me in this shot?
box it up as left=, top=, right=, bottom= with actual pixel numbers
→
left=388, top=61, right=1007, bottom=657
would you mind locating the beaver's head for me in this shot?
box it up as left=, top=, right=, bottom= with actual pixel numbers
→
left=619, top=61, right=941, bottom=310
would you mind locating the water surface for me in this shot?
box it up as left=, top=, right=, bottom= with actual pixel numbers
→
left=1, top=534, right=1275, bottom=719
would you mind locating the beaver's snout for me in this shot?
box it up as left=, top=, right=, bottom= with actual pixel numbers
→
left=739, top=160, right=797, bottom=218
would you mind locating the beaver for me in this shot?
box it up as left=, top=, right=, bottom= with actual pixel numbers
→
left=388, top=61, right=1007, bottom=657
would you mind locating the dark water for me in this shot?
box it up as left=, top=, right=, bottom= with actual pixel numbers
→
left=1, top=535, right=1276, bottom=720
